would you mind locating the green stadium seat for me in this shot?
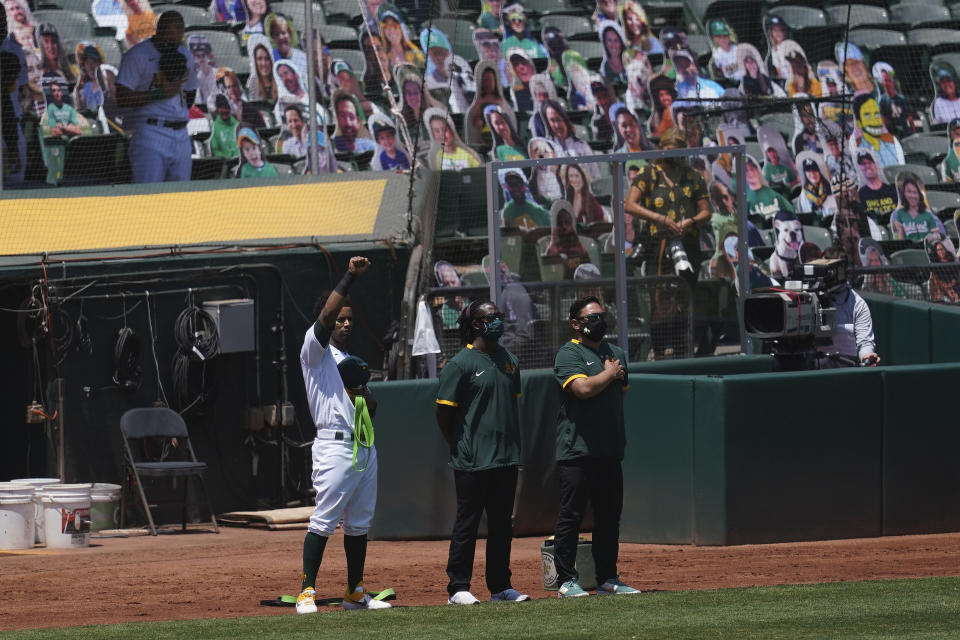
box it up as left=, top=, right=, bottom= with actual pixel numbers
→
left=579, top=235, right=601, bottom=267
left=907, top=27, right=960, bottom=47
left=461, top=270, right=489, bottom=286
left=538, top=15, right=595, bottom=41
left=884, top=163, right=941, bottom=186
left=33, top=10, right=95, bottom=41
left=523, top=0, right=579, bottom=17
left=421, top=18, right=477, bottom=63
left=756, top=112, right=794, bottom=141
left=891, top=3, right=951, bottom=25
left=705, top=0, right=764, bottom=51
left=900, top=133, right=948, bottom=164
left=271, top=2, right=326, bottom=30
left=802, top=225, right=833, bottom=251
left=849, top=28, right=907, bottom=50
left=889, top=248, right=929, bottom=264
left=826, top=4, right=890, bottom=27
left=925, top=188, right=960, bottom=213
left=317, top=23, right=359, bottom=49
left=154, top=4, right=211, bottom=28
left=328, top=48, right=366, bottom=77
left=944, top=216, right=959, bottom=239
left=768, top=5, right=828, bottom=29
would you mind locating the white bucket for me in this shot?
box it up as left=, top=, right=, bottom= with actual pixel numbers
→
left=41, top=485, right=92, bottom=549
left=11, top=478, right=60, bottom=545
left=90, top=483, right=122, bottom=533
left=0, top=483, right=36, bottom=550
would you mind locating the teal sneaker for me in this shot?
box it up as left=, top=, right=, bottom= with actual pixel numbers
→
left=597, top=578, right=641, bottom=595
left=557, top=580, right=590, bottom=598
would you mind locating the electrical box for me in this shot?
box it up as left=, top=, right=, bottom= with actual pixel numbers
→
left=202, top=299, right=255, bottom=354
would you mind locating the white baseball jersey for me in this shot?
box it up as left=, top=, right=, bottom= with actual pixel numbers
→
left=300, top=327, right=353, bottom=435
left=300, top=324, right=378, bottom=536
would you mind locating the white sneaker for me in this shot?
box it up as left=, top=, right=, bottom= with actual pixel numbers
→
left=447, top=590, right=480, bottom=605
left=296, top=587, right=318, bottom=615
left=342, top=583, right=392, bottom=610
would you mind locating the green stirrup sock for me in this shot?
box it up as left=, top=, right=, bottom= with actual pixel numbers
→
left=301, top=532, right=328, bottom=591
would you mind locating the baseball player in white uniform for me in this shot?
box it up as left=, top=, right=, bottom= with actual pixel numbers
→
left=296, top=256, right=391, bottom=614
left=115, top=11, right=197, bottom=183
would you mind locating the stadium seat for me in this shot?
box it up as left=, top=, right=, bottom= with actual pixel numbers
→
left=756, top=112, right=794, bottom=141
left=120, top=407, right=219, bottom=537
left=768, top=5, right=828, bottom=29
left=579, top=235, right=601, bottom=267
left=884, top=163, right=941, bottom=186
left=900, top=133, right=948, bottom=165
left=567, top=41, right=604, bottom=69
left=329, top=48, right=366, bottom=77
left=271, top=2, right=326, bottom=31
left=33, top=10, right=95, bottom=41
left=154, top=4, right=211, bottom=28
left=889, top=248, right=929, bottom=264
left=802, top=225, right=834, bottom=251
left=925, top=188, right=960, bottom=213
left=538, top=15, right=595, bottom=41
left=826, top=4, right=890, bottom=27
left=58, top=134, right=126, bottom=186
left=322, top=0, right=357, bottom=25
left=53, top=0, right=96, bottom=13
left=705, top=0, right=765, bottom=51
left=944, top=216, right=959, bottom=239
left=686, top=33, right=712, bottom=59
left=906, top=27, right=960, bottom=48
left=188, top=29, right=242, bottom=61
left=848, top=28, right=908, bottom=50
left=422, top=18, right=477, bottom=63
left=191, top=157, right=228, bottom=180
left=933, top=51, right=960, bottom=75
left=523, top=0, right=579, bottom=17
left=460, top=270, right=488, bottom=286
left=890, top=3, right=951, bottom=25
left=66, top=36, right=123, bottom=68
left=317, top=23, right=359, bottom=49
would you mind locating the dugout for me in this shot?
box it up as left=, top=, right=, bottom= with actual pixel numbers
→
left=0, top=173, right=417, bottom=518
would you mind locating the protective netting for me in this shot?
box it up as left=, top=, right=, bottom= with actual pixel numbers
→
left=4, top=0, right=960, bottom=302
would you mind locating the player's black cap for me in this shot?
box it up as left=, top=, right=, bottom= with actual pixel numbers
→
left=338, top=356, right=370, bottom=391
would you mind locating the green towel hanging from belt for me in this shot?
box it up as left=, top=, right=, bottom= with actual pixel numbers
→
left=352, top=395, right=375, bottom=471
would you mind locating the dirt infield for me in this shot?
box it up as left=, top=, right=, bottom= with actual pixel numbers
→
left=2, top=529, right=959, bottom=631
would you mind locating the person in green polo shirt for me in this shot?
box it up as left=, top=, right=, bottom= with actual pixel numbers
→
left=435, top=299, right=529, bottom=605
left=552, top=295, right=639, bottom=598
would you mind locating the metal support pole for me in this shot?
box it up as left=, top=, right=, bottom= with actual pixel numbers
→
left=303, top=0, right=320, bottom=174
left=612, top=161, right=628, bottom=359
left=735, top=150, right=750, bottom=354
left=487, top=161, right=502, bottom=307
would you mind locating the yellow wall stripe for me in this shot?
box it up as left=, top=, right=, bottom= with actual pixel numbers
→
left=0, top=180, right=386, bottom=255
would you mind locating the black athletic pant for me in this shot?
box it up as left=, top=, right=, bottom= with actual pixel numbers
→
left=553, top=456, right=624, bottom=586
left=446, top=466, right=518, bottom=597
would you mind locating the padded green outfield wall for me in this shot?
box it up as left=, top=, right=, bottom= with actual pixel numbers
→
left=369, top=294, right=960, bottom=544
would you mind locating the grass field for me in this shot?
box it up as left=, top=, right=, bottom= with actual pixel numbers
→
left=5, top=577, right=959, bottom=639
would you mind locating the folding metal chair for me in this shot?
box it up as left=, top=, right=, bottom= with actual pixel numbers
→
left=120, top=407, right=219, bottom=536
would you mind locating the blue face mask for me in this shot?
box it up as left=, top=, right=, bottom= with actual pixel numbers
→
left=482, top=316, right=505, bottom=340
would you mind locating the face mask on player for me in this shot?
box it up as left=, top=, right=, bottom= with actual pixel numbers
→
left=480, top=314, right=505, bottom=340
left=579, top=312, right=607, bottom=339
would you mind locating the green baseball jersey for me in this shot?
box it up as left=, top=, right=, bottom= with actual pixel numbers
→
left=436, top=344, right=522, bottom=471
left=763, top=162, right=797, bottom=188
left=553, top=339, right=629, bottom=461
left=747, top=186, right=794, bottom=220
left=502, top=199, right=551, bottom=229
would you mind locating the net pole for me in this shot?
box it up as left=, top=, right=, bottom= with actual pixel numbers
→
left=487, top=160, right=502, bottom=307
left=612, top=160, right=628, bottom=359
left=735, top=148, right=750, bottom=354
left=303, top=0, right=319, bottom=174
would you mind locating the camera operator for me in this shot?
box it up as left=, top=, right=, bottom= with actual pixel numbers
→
left=819, top=247, right=880, bottom=368
left=625, top=127, right=711, bottom=356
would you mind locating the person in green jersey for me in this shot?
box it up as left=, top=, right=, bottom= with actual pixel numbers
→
left=551, top=296, right=640, bottom=598
left=435, top=299, right=530, bottom=605
left=236, top=126, right=279, bottom=179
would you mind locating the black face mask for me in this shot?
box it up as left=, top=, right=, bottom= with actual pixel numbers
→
left=579, top=312, right=607, bottom=339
